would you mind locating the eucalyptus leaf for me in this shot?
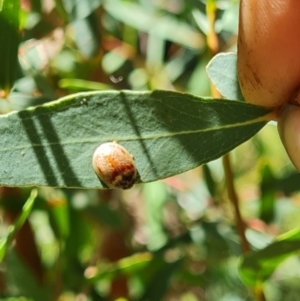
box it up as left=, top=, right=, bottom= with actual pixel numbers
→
left=206, top=52, right=244, bottom=101
left=0, top=90, right=271, bottom=188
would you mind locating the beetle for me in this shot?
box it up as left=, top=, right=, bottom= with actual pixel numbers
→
left=92, top=142, right=137, bottom=189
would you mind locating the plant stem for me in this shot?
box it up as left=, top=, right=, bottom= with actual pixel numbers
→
left=206, top=2, right=267, bottom=300
left=206, top=0, right=251, bottom=255
left=206, top=0, right=219, bottom=55
left=223, top=150, right=268, bottom=301
left=222, top=154, right=250, bottom=253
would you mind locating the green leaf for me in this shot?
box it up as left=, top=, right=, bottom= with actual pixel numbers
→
left=206, top=52, right=244, bottom=101
left=187, top=51, right=211, bottom=97
left=0, top=0, right=20, bottom=94
left=277, top=172, right=300, bottom=195
left=104, top=0, right=204, bottom=49
left=4, top=249, right=51, bottom=301
left=219, top=1, right=239, bottom=35
left=47, top=191, right=69, bottom=239
left=0, top=90, right=271, bottom=188
left=202, top=164, right=217, bottom=198
left=0, top=297, right=34, bottom=301
left=137, top=258, right=182, bottom=301
left=72, top=13, right=99, bottom=58
left=239, top=228, right=300, bottom=287
left=259, top=164, right=276, bottom=223
left=86, top=252, right=153, bottom=282
left=144, top=182, right=169, bottom=250
left=59, top=78, right=113, bottom=92
left=85, top=203, right=122, bottom=228
left=64, top=206, right=92, bottom=258
left=61, top=0, right=102, bottom=21
left=30, top=0, right=42, bottom=13
left=0, top=189, right=37, bottom=261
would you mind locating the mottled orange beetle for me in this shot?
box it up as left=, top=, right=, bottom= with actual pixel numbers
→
left=92, top=142, right=137, bottom=189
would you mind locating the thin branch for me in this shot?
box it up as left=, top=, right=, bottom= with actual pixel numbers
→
left=222, top=153, right=250, bottom=253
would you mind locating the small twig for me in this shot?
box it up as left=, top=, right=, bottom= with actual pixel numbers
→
left=222, top=153, right=250, bottom=253
left=205, top=2, right=267, bottom=300
left=206, top=0, right=250, bottom=255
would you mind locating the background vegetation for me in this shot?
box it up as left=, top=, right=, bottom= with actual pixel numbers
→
left=1, top=0, right=300, bottom=301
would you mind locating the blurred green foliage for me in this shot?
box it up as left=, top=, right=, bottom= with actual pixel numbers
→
left=0, top=1, right=300, bottom=301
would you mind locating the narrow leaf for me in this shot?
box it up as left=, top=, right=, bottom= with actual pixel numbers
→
left=206, top=52, right=244, bottom=101
left=59, top=78, right=113, bottom=91
left=72, top=14, right=99, bottom=58
left=259, top=164, right=276, bottom=223
left=202, top=164, right=218, bottom=198
left=0, top=0, right=20, bottom=94
left=0, top=90, right=271, bottom=188
left=239, top=228, right=300, bottom=287
left=104, top=0, right=204, bottom=49
left=61, top=0, right=102, bottom=21
left=86, top=252, right=153, bottom=282
left=0, top=189, right=37, bottom=261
